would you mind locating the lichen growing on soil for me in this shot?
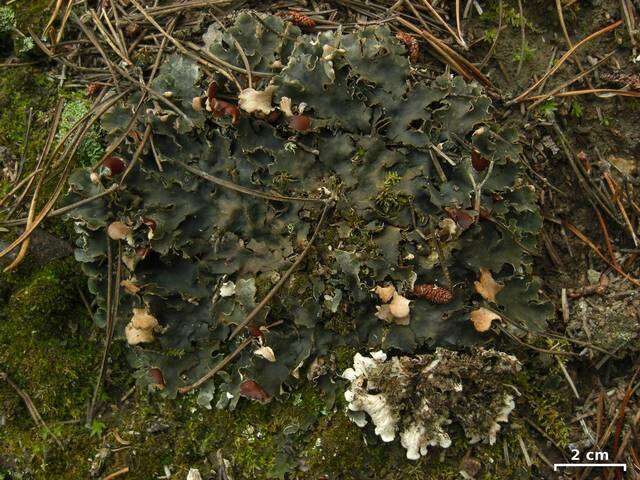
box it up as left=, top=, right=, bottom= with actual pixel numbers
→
left=68, top=12, right=550, bottom=408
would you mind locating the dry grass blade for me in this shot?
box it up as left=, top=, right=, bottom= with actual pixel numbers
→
left=603, top=172, right=639, bottom=247
left=178, top=337, right=254, bottom=394
left=479, top=0, right=502, bottom=68
left=5, top=100, right=64, bottom=219
left=120, top=123, right=152, bottom=182
left=0, top=90, right=129, bottom=261
left=511, top=19, right=623, bottom=103
left=527, top=50, right=616, bottom=110
left=3, top=99, right=65, bottom=271
left=417, top=0, right=467, bottom=48
left=43, top=0, right=65, bottom=39
left=595, top=208, right=620, bottom=269
left=515, top=0, right=525, bottom=76
left=396, top=14, right=494, bottom=92
left=455, top=0, right=465, bottom=48
left=1, top=184, right=119, bottom=228
left=102, top=467, right=130, bottom=480
left=87, top=241, right=123, bottom=426
left=528, top=88, right=640, bottom=100
left=554, top=0, right=594, bottom=90
left=120, top=0, right=233, bottom=23
left=0, top=170, right=40, bottom=209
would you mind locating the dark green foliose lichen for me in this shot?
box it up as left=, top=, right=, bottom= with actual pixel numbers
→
left=66, top=12, right=551, bottom=405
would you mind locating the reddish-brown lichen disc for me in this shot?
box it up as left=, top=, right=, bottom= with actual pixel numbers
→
left=142, top=217, right=157, bottom=231
left=103, top=156, right=126, bottom=175
left=471, top=149, right=490, bottom=171
left=148, top=367, right=165, bottom=389
left=207, top=82, right=217, bottom=105
left=239, top=379, right=270, bottom=402
left=289, top=114, right=311, bottom=132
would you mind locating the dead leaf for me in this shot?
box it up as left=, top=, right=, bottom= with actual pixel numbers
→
left=470, top=308, right=500, bottom=332
left=474, top=268, right=503, bottom=303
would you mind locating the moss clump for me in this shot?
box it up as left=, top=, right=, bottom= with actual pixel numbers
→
left=0, top=7, right=16, bottom=35
left=0, top=257, right=98, bottom=421
left=0, top=67, right=53, bottom=196
left=58, top=97, right=105, bottom=166
left=516, top=360, right=572, bottom=449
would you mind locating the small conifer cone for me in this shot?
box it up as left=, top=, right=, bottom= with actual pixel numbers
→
left=395, top=32, right=419, bottom=63
left=412, top=284, right=454, bottom=304
left=286, top=11, right=316, bottom=30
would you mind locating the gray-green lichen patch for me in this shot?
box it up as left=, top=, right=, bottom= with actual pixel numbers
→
left=342, top=348, right=521, bottom=459
left=67, top=12, right=550, bottom=409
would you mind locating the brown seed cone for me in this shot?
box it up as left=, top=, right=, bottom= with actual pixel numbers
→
left=412, top=284, right=454, bottom=304
left=395, top=32, right=419, bottom=63
left=286, top=11, right=316, bottom=30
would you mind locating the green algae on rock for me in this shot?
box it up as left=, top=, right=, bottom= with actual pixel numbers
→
left=66, top=12, right=550, bottom=407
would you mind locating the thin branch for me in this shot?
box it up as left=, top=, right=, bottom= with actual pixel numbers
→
left=171, top=160, right=328, bottom=204
left=228, top=199, right=335, bottom=340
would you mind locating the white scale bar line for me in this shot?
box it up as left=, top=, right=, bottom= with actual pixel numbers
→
left=553, top=463, right=627, bottom=472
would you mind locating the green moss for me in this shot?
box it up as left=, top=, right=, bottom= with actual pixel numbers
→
left=0, top=7, right=16, bottom=35
left=515, top=360, right=572, bottom=449
left=57, top=96, right=105, bottom=167
left=0, top=258, right=98, bottom=420
left=0, top=66, right=52, bottom=164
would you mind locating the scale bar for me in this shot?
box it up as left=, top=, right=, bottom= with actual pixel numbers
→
left=553, top=463, right=627, bottom=472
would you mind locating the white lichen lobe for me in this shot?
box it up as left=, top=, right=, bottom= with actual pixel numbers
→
left=342, top=348, right=521, bottom=460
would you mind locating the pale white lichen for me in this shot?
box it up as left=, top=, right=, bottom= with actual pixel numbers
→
left=342, top=348, right=521, bottom=460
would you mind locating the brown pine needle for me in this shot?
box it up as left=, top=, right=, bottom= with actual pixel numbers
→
left=594, top=208, right=620, bottom=270
left=511, top=19, right=623, bottom=103
left=562, top=220, right=640, bottom=287
left=102, top=467, right=130, bottom=480
left=527, top=88, right=640, bottom=101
